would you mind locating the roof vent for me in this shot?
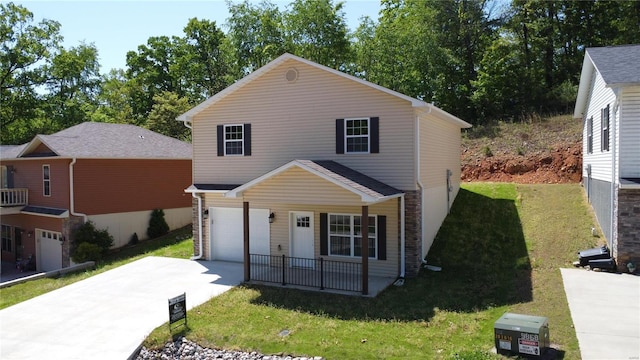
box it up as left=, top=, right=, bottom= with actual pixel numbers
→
left=285, top=68, right=298, bottom=82
left=139, top=135, right=145, bottom=139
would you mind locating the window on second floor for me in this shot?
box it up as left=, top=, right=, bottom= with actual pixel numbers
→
left=587, top=116, right=593, bottom=154
left=217, top=124, right=251, bottom=156
left=601, top=105, right=610, bottom=152
left=336, top=117, right=379, bottom=154
left=43, top=164, right=51, bottom=196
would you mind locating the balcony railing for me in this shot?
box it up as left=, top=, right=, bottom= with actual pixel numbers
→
left=249, top=254, right=362, bottom=293
left=0, top=188, right=28, bottom=207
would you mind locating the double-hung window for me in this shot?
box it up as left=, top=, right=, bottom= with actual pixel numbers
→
left=336, top=117, right=379, bottom=154
left=43, top=164, right=51, bottom=197
left=1, top=225, right=12, bottom=252
left=217, top=124, right=251, bottom=156
left=601, top=105, right=610, bottom=151
left=328, top=214, right=376, bottom=258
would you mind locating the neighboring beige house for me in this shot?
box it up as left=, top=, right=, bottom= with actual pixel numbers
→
left=178, top=53, right=471, bottom=294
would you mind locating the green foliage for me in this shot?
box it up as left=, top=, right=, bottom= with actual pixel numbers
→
left=482, top=145, right=493, bottom=157
left=72, top=221, right=114, bottom=261
left=130, top=232, right=139, bottom=245
left=147, top=209, right=170, bottom=239
left=72, top=242, right=103, bottom=263
left=146, top=91, right=192, bottom=141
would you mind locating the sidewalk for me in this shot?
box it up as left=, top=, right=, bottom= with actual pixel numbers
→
left=0, top=257, right=244, bottom=360
left=561, top=268, right=640, bottom=360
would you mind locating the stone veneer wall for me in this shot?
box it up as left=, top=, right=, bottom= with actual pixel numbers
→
left=63, top=216, right=84, bottom=267
left=615, top=189, right=640, bottom=273
left=191, top=196, right=209, bottom=259
left=403, top=190, right=422, bottom=277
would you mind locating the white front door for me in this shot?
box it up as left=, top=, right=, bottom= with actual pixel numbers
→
left=38, top=230, right=62, bottom=271
left=290, top=212, right=314, bottom=268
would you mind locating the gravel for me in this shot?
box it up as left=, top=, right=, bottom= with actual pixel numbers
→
left=135, top=337, right=324, bottom=360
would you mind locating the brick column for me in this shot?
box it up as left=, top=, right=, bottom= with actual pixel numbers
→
left=403, top=189, right=422, bottom=277
left=616, top=189, right=640, bottom=273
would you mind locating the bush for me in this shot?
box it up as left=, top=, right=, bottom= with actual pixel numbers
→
left=71, top=242, right=103, bottom=263
left=130, top=232, right=139, bottom=245
left=147, top=209, right=169, bottom=239
left=482, top=145, right=493, bottom=157
left=72, top=221, right=114, bottom=257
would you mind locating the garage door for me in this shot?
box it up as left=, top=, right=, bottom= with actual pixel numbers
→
left=39, top=230, right=62, bottom=271
left=210, top=207, right=270, bottom=262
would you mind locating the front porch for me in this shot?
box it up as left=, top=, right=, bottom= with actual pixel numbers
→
left=248, top=254, right=396, bottom=297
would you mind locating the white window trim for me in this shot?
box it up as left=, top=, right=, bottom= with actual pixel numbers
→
left=601, top=106, right=609, bottom=152
left=43, top=164, right=51, bottom=197
left=344, top=117, right=371, bottom=154
left=328, top=213, right=377, bottom=258
left=224, top=124, right=244, bottom=156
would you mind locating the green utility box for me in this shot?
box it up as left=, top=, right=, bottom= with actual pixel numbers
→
left=494, top=313, right=549, bottom=358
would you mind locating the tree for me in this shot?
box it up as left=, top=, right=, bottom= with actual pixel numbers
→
left=226, top=0, right=286, bottom=76
left=0, top=2, right=61, bottom=143
left=146, top=91, right=192, bottom=141
left=283, top=0, right=352, bottom=69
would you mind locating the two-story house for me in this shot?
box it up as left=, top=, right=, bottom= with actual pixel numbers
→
left=178, top=54, right=471, bottom=294
left=0, top=122, right=192, bottom=272
left=574, top=44, right=640, bottom=272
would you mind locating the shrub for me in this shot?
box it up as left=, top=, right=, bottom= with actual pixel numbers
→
left=130, top=232, right=139, bottom=245
left=482, top=145, right=493, bottom=157
left=71, top=242, right=103, bottom=263
left=147, top=209, right=169, bottom=239
left=72, top=221, right=114, bottom=257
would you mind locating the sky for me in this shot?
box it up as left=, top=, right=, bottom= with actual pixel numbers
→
left=15, top=0, right=382, bottom=75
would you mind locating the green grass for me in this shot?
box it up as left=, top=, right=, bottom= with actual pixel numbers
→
left=0, top=226, right=193, bottom=310
left=142, top=183, right=600, bottom=359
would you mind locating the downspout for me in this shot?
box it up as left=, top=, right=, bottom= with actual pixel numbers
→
left=400, top=194, right=406, bottom=278
left=610, top=96, right=619, bottom=249
left=69, top=158, right=87, bottom=222
left=191, top=192, right=204, bottom=260
left=414, top=107, right=432, bottom=274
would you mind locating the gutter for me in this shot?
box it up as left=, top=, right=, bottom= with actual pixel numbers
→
left=69, top=158, right=87, bottom=222
left=190, top=192, right=204, bottom=260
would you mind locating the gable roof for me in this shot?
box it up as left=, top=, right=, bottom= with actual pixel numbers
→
left=225, top=159, right=403, bottom=204
left=177, top=53, right=471, bottom=129
left=3, top=122, right=191, bottom=160
left=574, top=44, right=640, bottom=118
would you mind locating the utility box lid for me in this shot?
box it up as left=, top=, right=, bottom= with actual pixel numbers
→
left=495, top=313, right=548, bottom=333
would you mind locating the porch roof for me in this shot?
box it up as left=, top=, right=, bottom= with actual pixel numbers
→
left=21, top=206, right=69, bottom=218
left=225, top=160, right=403, bottom=204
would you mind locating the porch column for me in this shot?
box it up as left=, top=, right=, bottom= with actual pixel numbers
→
left=243, top=201, right=250, bottom=282
left=361, top=205, right=369, bottom=295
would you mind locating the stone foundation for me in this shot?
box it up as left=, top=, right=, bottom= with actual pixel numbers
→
left=615, top=189, right=640, bottom=273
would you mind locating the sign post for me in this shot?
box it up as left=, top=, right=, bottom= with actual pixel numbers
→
left=168, top=293, right=187, bottom=331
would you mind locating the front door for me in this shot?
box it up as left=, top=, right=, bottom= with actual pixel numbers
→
left=290, top=212, right=314, bottom=268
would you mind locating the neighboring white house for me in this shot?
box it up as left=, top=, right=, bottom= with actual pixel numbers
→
left=574, top=44, right=640, bottom=272
left=178, top=53, right=471, bottom=294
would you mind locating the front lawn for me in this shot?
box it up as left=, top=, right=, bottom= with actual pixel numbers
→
left=143, top=183, right=600, bottom=359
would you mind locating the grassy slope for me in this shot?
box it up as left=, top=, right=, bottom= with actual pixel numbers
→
left=143, top=183, right=601, bottom=359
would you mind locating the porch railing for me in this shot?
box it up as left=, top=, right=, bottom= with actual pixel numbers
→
left=0, top=188, right=28, bottom=207
left=250, top=254, right=362, bottom=293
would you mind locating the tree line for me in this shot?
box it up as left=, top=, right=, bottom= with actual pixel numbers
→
left=2, top=0, right=639, bottom=144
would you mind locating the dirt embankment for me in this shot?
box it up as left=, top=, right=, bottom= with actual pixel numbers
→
left=461, top=142, right=582, bottom=184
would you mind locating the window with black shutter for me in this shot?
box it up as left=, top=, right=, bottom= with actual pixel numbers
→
left=335, top=117, right=379, bottom=154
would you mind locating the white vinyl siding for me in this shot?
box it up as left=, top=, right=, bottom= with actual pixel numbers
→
left=619, top=86, right=640, bottom=178
left=582, top=70, right=617, bottom=182
left=419, top=111, right=463, bottom=257
left=192, top=59, right=416, bottom=190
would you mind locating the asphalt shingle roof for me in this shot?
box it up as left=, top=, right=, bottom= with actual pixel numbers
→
left=4, top=122, right=191, bottom=159
left=587, top=44, right=640, bottom=86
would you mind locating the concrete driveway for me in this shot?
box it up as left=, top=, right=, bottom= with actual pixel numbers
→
left=561, top=268, right=640, bottom=360
left=0, top=257, right=243, bottom=360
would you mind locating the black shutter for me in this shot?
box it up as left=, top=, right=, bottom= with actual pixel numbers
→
left=377, top=215, right=386, bottom=260
left=243, top=124, right=251, bottom=156
left=217, top=125, right=224, bottom=156
left=370, top=117, right=379, bottom=153
left=320, top=213, right=328, bottom=256
left=336, top=119, right=344, bottom=154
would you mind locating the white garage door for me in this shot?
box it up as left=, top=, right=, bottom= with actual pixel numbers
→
left=39, top=230, right=62, bottom=271
left=210, top=207, right=270, bottom=262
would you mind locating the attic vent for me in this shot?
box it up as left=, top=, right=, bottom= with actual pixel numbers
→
left=285, top=68, right=298, bottom=82
left=139, top=135, right=145, bottom=139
